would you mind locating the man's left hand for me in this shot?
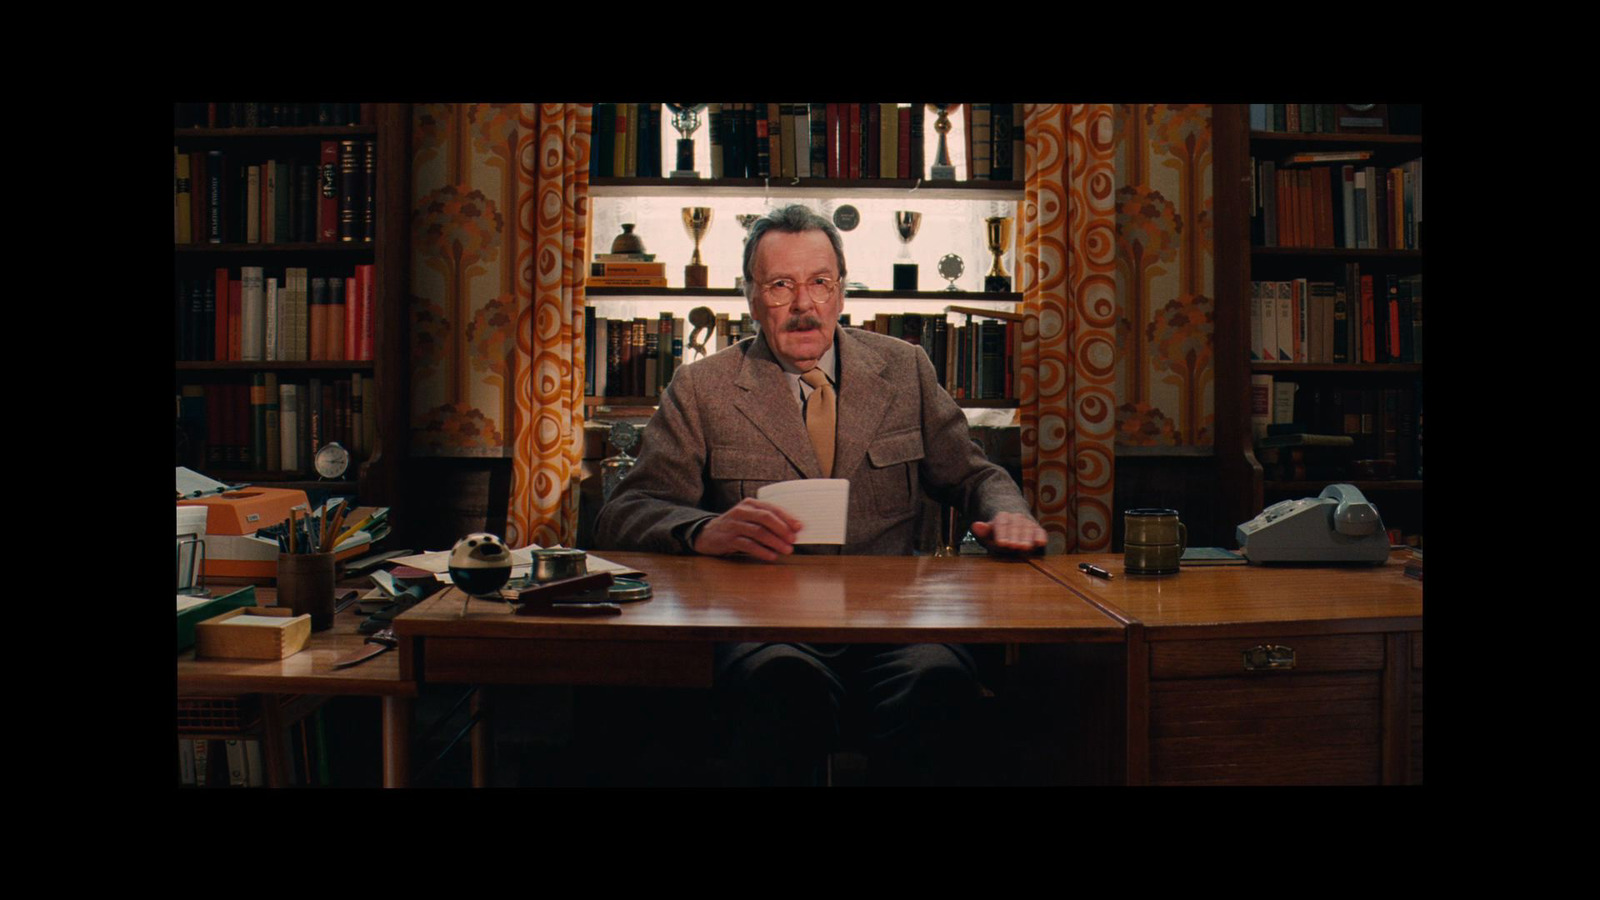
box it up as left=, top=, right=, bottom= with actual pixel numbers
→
left=970, top=512, right=1048, bottom=553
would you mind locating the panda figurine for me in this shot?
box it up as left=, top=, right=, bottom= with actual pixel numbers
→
left=447, top=532, right=513, bottom=596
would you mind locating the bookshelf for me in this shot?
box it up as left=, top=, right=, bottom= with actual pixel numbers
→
left=1214, top=104, right=1424, bottom=542
left=584, top=102, right=1028, bottom=410
left=173, top=103, right=410, bottom=507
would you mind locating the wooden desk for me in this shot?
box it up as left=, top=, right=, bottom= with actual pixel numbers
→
left=178, top=599, right=418, bottom=787
left=393, top=553, right=1125, bottom=691
left=1030, top=552, right=1423, bottom=785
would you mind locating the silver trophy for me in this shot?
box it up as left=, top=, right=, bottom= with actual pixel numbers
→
left=665, top=103, right=706, bottom=179
left=938, top=253, right=965, bottom=292
left=893, top=211, right=921, bottom=291
left=928, top=104, right=956, bottom=180
left=601, top=422, right=641, bottom=502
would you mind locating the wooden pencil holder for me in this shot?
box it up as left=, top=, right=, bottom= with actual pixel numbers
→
left=277, top=552, right=336, bottom=631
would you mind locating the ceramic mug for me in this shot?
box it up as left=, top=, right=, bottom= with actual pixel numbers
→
left=1124, top=508, right=1187, bottom=576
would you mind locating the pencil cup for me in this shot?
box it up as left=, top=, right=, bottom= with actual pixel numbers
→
left=1124, top=508, right=1186, bottom=576
left=278, top=552, right=336, bottom=631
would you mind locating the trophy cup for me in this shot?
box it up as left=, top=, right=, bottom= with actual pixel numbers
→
left=601, top=422, right=640, bottom=503
left=984, top=216, right=1013, bottom=292
left=893, top=211, right=922, bottom=291
left=938, top=253, right=965, bottom=292
left=682, top=207, right=713, bottom=289
left=665, top=103, right=706, bottom=179
left=928, top=104, right=957, bottom=180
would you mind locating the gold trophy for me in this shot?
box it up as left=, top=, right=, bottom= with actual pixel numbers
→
left=928, top=104, right=956, bottom=180
left=984, top=215, right=1013, bottom=292
left=682, top=207, right=713, bottom=288
left=893, top=210, right=921, bottom=291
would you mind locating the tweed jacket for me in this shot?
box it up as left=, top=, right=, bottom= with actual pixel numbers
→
left=594, top=326, right=1030, bottom=556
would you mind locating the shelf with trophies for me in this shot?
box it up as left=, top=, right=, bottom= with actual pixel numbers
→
left=584, top=103, right=1027, bottom=414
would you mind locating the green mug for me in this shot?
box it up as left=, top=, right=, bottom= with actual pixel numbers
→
left=1124, top=508, right=1186, bottom=576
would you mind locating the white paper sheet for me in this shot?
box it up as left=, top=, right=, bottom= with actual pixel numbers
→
left=757, top=479, right=849, bottom=544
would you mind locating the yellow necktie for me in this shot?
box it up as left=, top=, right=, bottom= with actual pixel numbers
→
left=801, top=368, right=835, bottom=478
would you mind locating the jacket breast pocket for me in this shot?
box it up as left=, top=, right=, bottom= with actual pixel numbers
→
left=865, top=429, right=924, bottom=514
left=709, top=446, right=794, bottom=502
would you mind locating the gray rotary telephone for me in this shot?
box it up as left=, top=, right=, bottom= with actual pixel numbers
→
left=1236, top=484, right=1390, bottom=565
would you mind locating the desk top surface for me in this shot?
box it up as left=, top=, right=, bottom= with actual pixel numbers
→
left=178, top=600, right=415, bottom=697
left=1031, top=552, right=1423, bottom=634
left=396, top=552, right=1124, bottom=644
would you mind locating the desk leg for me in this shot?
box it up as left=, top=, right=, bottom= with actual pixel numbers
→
left=471, top=688, right=491, bottom=788
left=1124, top=624, right=1149, bottom=786
left=259, top=697, right=294, bottom=788
left=381, top=697, right=411, bottom=788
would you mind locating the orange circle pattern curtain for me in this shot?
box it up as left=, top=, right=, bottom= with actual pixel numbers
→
left=1019, top=104, right=1117, bottom=553
left=509, top=104, right=591, bottom=547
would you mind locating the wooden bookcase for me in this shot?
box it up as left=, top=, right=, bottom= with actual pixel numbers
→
left=173, top=103, right=410, bottom=509
left=584, top=177, right=1027, bottom=414
left=1214, top=104, right=1424, bottom=542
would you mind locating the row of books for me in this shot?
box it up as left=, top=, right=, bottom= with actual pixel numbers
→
left=175, top=374, right=375, bottom=474
left=1252, top=157, right=1422, bottom=250
left=176, top=265, right=376, bottom=362
left=178, top=715, right=332, bottom=787
left=1250, top=269, right=1422, bottom=365
left=856, top=308, right=1022, bottom=401
left=178, top=738, right=263, bottom=787
left=591, top=103, right=1022, bottom=182
left=174, top=142, right=375, bottom=244
left=583, top=307, right=1020, bottom=401
left=1251, top=377, right=1423, bottom=480
left=174, top=102, right=365, bottom=129
left=1248, top=104, right=1421, bottom=135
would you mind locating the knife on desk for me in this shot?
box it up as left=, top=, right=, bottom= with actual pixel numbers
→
left=332, top=626, right=397, bottom=669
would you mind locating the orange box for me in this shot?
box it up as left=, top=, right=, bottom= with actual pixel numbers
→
left=177, top=487, right=308, bottom=536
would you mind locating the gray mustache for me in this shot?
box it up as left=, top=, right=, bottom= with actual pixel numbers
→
left=783, top=315, right=823, bottom=331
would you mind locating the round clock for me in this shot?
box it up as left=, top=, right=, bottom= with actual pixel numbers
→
left=314, top=442, right=351, bottom=480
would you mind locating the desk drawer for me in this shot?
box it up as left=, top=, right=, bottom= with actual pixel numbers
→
left=422, top=638, right=713, bottom=688
left=1150, top=633, right=1385, bottom=680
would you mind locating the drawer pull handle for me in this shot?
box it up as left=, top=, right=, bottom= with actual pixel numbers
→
left=1243, top=644, right=1296, bottom=671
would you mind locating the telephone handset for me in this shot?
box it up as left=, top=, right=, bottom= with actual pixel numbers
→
left=1236, top=483, right=1390, bottom=565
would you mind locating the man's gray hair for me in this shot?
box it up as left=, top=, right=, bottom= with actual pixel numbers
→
left=741, top=204, right=848, bottom=299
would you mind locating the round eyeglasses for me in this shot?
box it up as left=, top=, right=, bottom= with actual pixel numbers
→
left=756, top=275, right=842, bottom=307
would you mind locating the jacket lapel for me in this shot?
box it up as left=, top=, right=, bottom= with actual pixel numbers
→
left=733, top=336, right=820, bottom=478
left=832, top=328, right=891, bottom=480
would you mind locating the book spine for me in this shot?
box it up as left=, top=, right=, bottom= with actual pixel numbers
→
left=240, top=267, right=264, bottom=360
left=810, top=102, right=827, bottom=178
left=310, top=277, right=328, bottom=361
left=990, top=102, right=1013, bottom=181
left=329, top=277, right=347, bottom=362
left=264, top=277, right=279, bottom=361
left=362, top=140, right=376, bottom=243
left=357, top=264, right=375, bottom=361
left=264, top=372, right=281, bottom=471
left=338, top=140, right=359, bottom=242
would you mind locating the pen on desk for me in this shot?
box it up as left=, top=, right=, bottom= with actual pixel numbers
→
left=1078, top=562, right=1113, bottom=580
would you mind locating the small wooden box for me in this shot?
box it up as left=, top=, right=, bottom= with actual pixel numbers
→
left=194, top=607, right=311, bottom=660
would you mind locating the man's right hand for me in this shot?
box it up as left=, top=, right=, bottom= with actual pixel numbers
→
left=692, top=499, right=804, bottom=561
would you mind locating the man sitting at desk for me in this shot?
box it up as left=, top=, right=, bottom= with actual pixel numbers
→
left=595, top=204, right=1047, bottom=785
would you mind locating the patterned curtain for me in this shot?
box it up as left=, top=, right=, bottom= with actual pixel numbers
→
left=1018, top=104, right=1117, bottom=553
left=509, top=104, right=591, bottom=548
